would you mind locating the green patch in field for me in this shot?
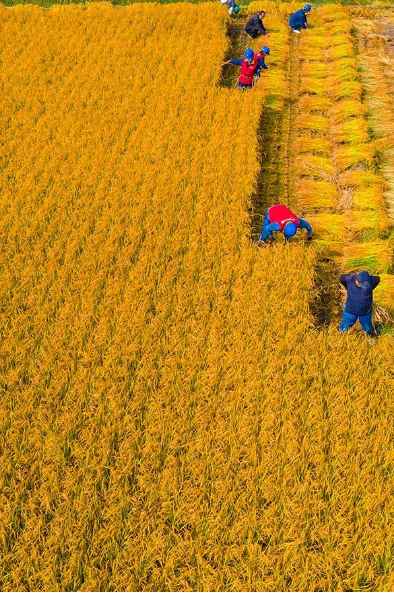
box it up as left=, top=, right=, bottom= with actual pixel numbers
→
left=345, top=254, right=379, bottom=271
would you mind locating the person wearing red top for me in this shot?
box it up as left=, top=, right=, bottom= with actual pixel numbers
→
left=223, top=48, right=258, bottom=90
left=259, top=204, right=313, bottom=242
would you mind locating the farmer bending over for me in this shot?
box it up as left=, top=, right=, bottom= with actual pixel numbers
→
left=339, top=271, right=380, bottom=336
left=245, top=11, right=267, bottom=39
left=254, top=46, right=270, bottom=81
left=288, top=4, right=312, bottom=33
left=220, top=0, right=240, bottom=17
left=223, top=48, right=257, bottom=90
left=259, top=204, right=312, bottom=242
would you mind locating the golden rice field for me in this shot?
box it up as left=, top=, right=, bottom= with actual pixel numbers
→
left=0, top=2, right=393, bottom=590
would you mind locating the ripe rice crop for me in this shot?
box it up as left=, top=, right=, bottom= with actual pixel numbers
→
left=0, top=3, right=393, bottom=591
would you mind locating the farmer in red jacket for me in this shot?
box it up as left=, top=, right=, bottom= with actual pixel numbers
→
left=259, top=204, right=313, bottom=242
left=223, top=48, right=258, bottom=89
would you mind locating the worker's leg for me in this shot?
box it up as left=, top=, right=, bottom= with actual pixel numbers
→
left=358, top=312, right=376, bottom=336
left=339, top=310, right=357, bottom=333
left=237, top=82, right=252, bottom=91
left=246, top=28, right=259, bottom=39
left=254, top=68, right=262, bottom=82
left=259, top=212, right=270, bottom=241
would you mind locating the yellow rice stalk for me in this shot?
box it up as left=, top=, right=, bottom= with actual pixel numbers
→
left=349, top=209, right=392, bottom=237
left=330, top=99, right=367, bottom=123
left=330, top=78, right=362, bottom=99
left=297, top=95, right=331, bottom=114
left=307, top=212, right=346, bottom=242
left=294, top=154, right=337, bottom=180
left=374, top=136, right=394, bottom=153
left=350, top=7, right=386, bottom=19
left=381, top=154, right=394, bottom=219
left=334, top=143, right=374, bottom=171
left=298, top=77, right=329, bottom=96
left=294, top=179, right=339, bottom=209
left=292, top=136, right=331, bottom=155
left=343, top=241, right=393, bottom=274
left=352, top=186, right=388, bottom=211
left=353, top=15, right=394, bottom=222
left=300, top=62, right=328, bottom=80
left=300, top=34, right=331, bottom=50
left=294, top=113, right=330, bottom=133
left=329, top=44, right=354, bottom=61
left=374, top=274, right=394, bottom=313
left=340, top=170, right=383, bottom=189
left=330, top=118, right=370, bottom=145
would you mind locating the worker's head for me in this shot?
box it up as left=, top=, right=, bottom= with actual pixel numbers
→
left=258, top=10, right=266, bottom=18
left=303, top=3, right=312, bottom=13
left=244, top=48, right=255, bottom=63
left=261, top=46, right=270, bottom=55
left=355, top=270, right=370, bottom=287
left=283, top=221, right=297, bottom=240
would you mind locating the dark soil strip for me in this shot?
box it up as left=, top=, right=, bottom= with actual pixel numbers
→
left=249, top=32, right=296, bottom=240
left=310, top=256, right=342, bottom=327
left=220, top=17, right=249, bottom=88
left=249, top=102, right=286, bottom=240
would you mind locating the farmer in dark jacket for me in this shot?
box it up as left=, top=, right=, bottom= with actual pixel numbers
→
left=289, top=4, right=312, bottom=33
left=245, top=11, right=267, bottom=39
left=339, top=271, right=380, bottom=336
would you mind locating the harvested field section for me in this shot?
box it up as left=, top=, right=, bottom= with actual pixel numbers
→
left=352, top=10, right=394, bottom=311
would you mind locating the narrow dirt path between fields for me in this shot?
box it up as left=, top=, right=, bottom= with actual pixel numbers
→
left=250, top=30, right=296, bottom=240
left=220, top=17, right=249, bottom=88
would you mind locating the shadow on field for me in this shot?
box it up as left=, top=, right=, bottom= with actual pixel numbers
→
left=249, top=103, right=286, bottom=241
left=220, top=18, right=248, bottom=88
left=310, top=255, right=342, bottom=328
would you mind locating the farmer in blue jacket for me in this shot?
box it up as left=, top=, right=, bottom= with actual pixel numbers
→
left=339, top=271, right=380, bottom=336
left=254, top=46, right=270, bottom=81
left=289, top=4, right=312, bottom=33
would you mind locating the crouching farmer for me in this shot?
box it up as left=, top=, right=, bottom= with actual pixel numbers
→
left=254, top=46, right=270, bottom=81
left=339, top=271, right=380, bottom=336
left=259, top=204, right=313, bottom=242
left=245, top=10, right=267, bottom=39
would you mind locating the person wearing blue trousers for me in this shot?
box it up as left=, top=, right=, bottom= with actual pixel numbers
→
left=259, top=204, right=313, bottom=242
left=289, top=4, right=312, bottom=33
left=339, top=271, right=380, bottom=336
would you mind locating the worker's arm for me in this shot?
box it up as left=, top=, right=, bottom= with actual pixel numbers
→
left=370, top=275, right=380, bottom=289
left=303, top=13, right=308, bottom=28
left=339, top=273, right=352, bottom=287
left=258, top=20, right=267, bottom=34
left=299, top=218, right=313, bottom=239
left=257, top=57, right=268, bottom=69
left=229, top=58, right=243, bottom=66
left=259, top=222, right=280, bottom=242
